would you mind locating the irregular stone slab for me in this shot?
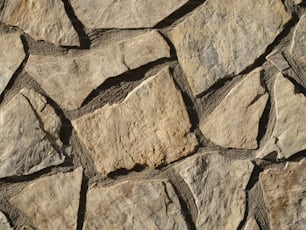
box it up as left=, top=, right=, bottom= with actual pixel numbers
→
left=266, top=50, right=290, bottom=72
left=0, top=212, right=12, bottom=230
left=0, top=32, right=25, bottom=95
left=169, top=0, right=291, bottom=96
left=257, top=74, right=306, bottom=159
left=244, top=218, right=260, bottom=230
left=26, top=31, right=170, bottom=110
left=70, top=0, right=188, bottom=29
left=260, top=159, right=306, bottom=229
left=84, top=179, right=188, bottom=230
left=72, top=68, right=197, bottom=175
left=0, top=0, right=79, bottom=46
left=174, top=152, right=254, bottom=229
left=200, top=68, right=268, bottom=149
left=10, top=167, right=83, bottom=230
left=290, top=14, right=306, bottom=65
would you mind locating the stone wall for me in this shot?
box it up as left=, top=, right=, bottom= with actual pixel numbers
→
left=0, top=0, right=305, bottom=229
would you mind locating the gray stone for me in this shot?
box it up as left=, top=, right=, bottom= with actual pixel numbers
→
left=266, top=50, right=290, bottom=72
left=0, top=212, right=12, bottom=230
left=290, top=14, right=306, bottom=66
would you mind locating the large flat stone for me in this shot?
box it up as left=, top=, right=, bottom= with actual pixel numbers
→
left=0, top=212, right=12, bottom=230
left=25, top=31, right=170, bottom=110
left=200, top=68, right=268, bottom=149
left=169, top=0, right=291, bottom=96
left=72, top=68, right=197, bottom=175
left=84, top=179, right=188, bottom=230
left=290, top=14, right=306, bottom=66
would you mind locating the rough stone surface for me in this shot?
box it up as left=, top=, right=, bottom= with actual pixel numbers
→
left=266, top=50, right=290, bottom=72
left=169, top=0, right=291, bottom=96
left=25, top=31, right=170, bottom=110
left=0, top=212, right=12, bottom=230
left=293, top=0, right=303, bottom=5
left=0, top=0, right=79, bottom=46
left=174, top=151, right=254, bottom=229
left=244, top=218, right=260, bottom=230
left=84, top=179, right=188, bottom=230
left=290, top=14, right=306, bottom=65
left=200, top=68, right=268, bottom=149
left=72, top=68, right=197, bottom=175
left=10, top=167, right=83, bottom=230
left=260, top=159, right=306, bottom=230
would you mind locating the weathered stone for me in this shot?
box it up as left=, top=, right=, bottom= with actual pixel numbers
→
left=10, top=167, right=83, bottom=230
left=174, top=151, right=254, bottom=229
left=0, top=32, right=25, bottom=95
left=266, top=50, right=290, bottom=72
left=0, top=212, right=12, bottom=230
left=169, top=0, right=291, bottom=96
left=72, top=68, right=197, bottom=175
left=200, top=68, right=268, bottom=149
left=290, top=14, right=306, bottom=65
left=70, top=0, right=188, bottom=29
left=84, top=179, right=188, bottom=230
left=260, top=159, right=306, bottom=229
left=244, top=218, right=260, bottom=230
left=25, top=31, right=170, bottom=110
left=293, top=0, right=303, bottom=5
left=257, top=73, right=306, bottom=159
left=0, top=0, right=79, bottom=46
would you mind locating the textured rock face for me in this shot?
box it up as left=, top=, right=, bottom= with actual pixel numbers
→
left=84, top=179, right=188, bottom=230
left=25, top=31, right=170, bottom=110
left=290, top=14, right=306, bottom=65
left=10, top=168, right=83, bottom=230
left=200, top=68, right=268, bottom=149
left=0, top=212, right=12, bottom=230
left=266, top=50, right=290, bottom=72
left=260, top=159, right=306, bottom=230
left=0, top=0, right=79, bottom=46
left=169, top=0, right=291, bottom=96
left=244, top=218, right=260, bottom=230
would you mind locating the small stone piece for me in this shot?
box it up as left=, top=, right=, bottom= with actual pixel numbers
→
left=84, top=179, right=188, bottom=230
left=25, top=31, right=170, bottom=110
left=266, top=50, right=290, bottom=72
left=260, top=159, right=306, bottom=229
left=70, top=0, right=188, bottom=29
left=244, top=218, right=260, bottom=230
left=169, top=0, right=291, bottom=96
left=0, top=212, right=12, bottom=230
left=10, top=168, right=83, bottom=230
left=0, top=0, right=79, bottom=46
left=293, top=0, right=303, bottom=5
left=0, top=32, right=25, bottom=95
left=290, top=14, right=306, bottom=65
left=200, top=68, right=268, bottom=149
left=174, top=152, right=254, bottom=229
left=72, top=68, right=197, bottom=175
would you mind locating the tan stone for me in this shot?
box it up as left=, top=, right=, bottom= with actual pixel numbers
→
left=293, top=0, right=303, bottom=5
left=169, top=0, right=291, bottom=96
left=200, top=68, right=268, bottom=149
left=290, top=14, right=306, bottom=65
left=266, top=50, right=290, bottom=72
left=25, top=31, right=170, bottom=110
left=244, top=218, right=260, bottom=230
left=0, top=212, right=12, bottom=230
left=84, top=179, right=188, bottom=230
left=10, top=167, right=83, bottom=230
left=72, top=68, right=197, bottom=175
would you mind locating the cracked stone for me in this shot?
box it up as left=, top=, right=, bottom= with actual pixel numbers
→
left=244, top=218, right=260, bottom=230
left=200, top=68, right=268, bottom=149
left=72, top=67, right=198, bottom=176
left=290, top=14, right=306, bottom=66
left=0, top=212, right=12, bottom=230
left=169, top=0, right=291, bottom=96
left=266, top=50, right=290, bottom=72
left=25, top=31, right=170, bottom=110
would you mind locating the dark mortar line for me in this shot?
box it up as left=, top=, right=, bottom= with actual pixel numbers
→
left=285, top=74, right=306, bottom=97
left=76, top=177, right=89, bottom=230
left=107, top=164, right=146, bottom=179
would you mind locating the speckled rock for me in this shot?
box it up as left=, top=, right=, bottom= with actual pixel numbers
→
left=0, top=212, right=12, bottom=230
left=290, top=14, right=306, bottom=65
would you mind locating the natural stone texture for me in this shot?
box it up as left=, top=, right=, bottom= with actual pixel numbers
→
left=0, top=32, right=25, bottom=95
left=293, top=0, right=303, bottom=5
left=25, top=31, right=170, bottom=110
left=84, top=179, right=188, bottom=230
left=70, top=0, right=188, bottom=29
left=200, top=68, right=268, bottom=149
left=0, top=90, right=64, bottom=178
left=0, top=0, right=79, bottom=46
left=174, top=152, right=254, bottom=229
left=266, top=50, right=290, bottom=72
left=244, top=218, right=260, bottom=230
left=10, top=167, right=83, bottom=230
left=260, top=159, right=306, bottom=230
left=0, top=212, right=12, bottom=230
left=169, top=0, right=291, bottom=96
left=290, top=14, right=306, bottom=65
left=257, top=73, right=306, bottom=159
left=72, top=68, right=197, bottom=175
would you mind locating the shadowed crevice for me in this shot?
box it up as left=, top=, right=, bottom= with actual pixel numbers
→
left=76, top=177, right=89, bottom=230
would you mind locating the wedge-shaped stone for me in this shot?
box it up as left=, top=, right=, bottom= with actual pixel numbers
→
left=169, top=0, right=291, bottom=96
left=0, top=32, right=25, bottom=95
left=290, top=14, right=306, bottom=65
left=244, top=218, right=260, bottom=230
left=174, top=152, right=253, bottom=229
left=84, top=179, right=188, bottom=230
left=0, top=212, right=12, bottom=230
left=260, top=159, right=306, bottom=229
left=200, top=69, right=268, bottom=149
left=266, top=50, right=290, bottom=72
left=0, top=0, right=79, bottom=46
left=70, top=0, right=188, bottom=29
left=10, top=168, right=83, bottom=230
left=26, top=31, right=170, bottom=110
left=72, top=68, right=197, bottom=175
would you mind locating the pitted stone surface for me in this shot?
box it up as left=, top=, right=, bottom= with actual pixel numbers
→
left=290, top=14, right=306, bottom=66
left=0, top=212, right=12, bottom=230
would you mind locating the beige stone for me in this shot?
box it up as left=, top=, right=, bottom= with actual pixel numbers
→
left=72, top=68, right=197, bottom=175
left=84, top=179, right=188, bottom=230
left=0, top=0, right=79, bottom=46
left=169, top=0, right=291, bottom=96
left=174, top=151, right=254, bottom=229
left=25, top=31, right=170, bottom=110
left=244, top=218, right=260, bottom=230
left=10, top=167, right=83, bottom=230
left=260, top=159, right=306, bottom=229
left=200, top=68, right=268, bottom=149
left=0, top=212, right=12, bottom=230
left=290, top=14, right=306, bottom=65
left=266, top=50, right=290, bottom=72
left=293, top=0, right=303, bottom=5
